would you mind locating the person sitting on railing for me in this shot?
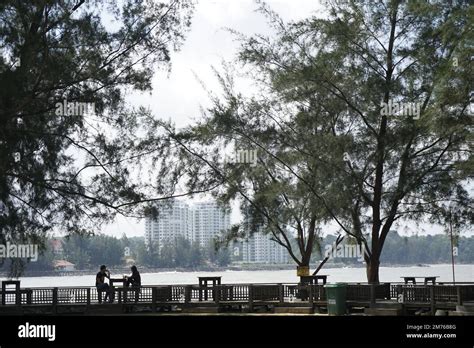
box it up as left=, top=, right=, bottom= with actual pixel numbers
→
left=125, top=265, right=141, bottom=303
left=96, top=265, right=112, bottom=303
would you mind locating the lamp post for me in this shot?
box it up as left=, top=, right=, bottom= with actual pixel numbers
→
left=448, top=206, right=456, bottom=284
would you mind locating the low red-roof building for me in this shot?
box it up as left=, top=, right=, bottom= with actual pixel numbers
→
left=53, top=260, right=75, bottom=272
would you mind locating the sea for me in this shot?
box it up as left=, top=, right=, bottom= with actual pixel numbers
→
left=1, top=264, right=472, bottom=287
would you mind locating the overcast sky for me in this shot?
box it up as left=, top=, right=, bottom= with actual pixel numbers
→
left=98, top=0, right=463, bottom=239
left=129, top=0, right=324, bottom=127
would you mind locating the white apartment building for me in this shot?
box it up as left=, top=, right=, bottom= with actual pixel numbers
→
left=232, top=229, right=289, bottom=264
left=193, top=201, right=231, bottom=247
left=145, top=200, right=230, bottom=249
left=145, top=200, right=193, bottom=247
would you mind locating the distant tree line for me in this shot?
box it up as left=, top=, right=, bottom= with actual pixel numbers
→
left=2, top=232, right=472, bottom=273
left=1, top=234, right=230, bottom=273
left=311, top=232, right=474, bottom=265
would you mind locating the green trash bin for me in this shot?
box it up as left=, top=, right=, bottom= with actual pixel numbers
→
left=324, top=283, right=347, bottom=315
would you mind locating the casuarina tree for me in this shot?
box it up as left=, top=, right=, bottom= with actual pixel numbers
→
left=156, top=0, right=473, bottom=281
left=0, top=0, right=195, bottom=273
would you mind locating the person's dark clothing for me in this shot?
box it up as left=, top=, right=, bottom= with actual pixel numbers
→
left=126, top=271, right=141, bottom=287
left=96, top=271, right=106, bottom=286
left=96, top=271, right=113, bottom=303
left=126, top=270, right=141, bottom=303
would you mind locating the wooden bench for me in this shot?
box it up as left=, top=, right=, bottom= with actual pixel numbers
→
left=401, top=276, right=439, bottom=285
left=300, top=275, right=328, bottom=285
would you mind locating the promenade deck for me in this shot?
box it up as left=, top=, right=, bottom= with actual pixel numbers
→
left=1, top=281, right=473, bottom=315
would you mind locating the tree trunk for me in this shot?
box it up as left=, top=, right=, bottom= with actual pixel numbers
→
left=297, top=260, right=310, bottom=277
left=366, top=257, right=380, bottom=284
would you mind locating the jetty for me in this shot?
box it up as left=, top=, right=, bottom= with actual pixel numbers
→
left=1, top=279, right=474, bottom=316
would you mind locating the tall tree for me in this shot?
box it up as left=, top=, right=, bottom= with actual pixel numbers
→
left=156, top=0, right=473, bottom=281
left=0, top=0, right=195, bottom=273
left=151, top=64, right=344, bottom=272
left=280, top=0, right=473, bottom=282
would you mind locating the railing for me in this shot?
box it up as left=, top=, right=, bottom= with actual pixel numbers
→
left=1, top=282, right=474, bottom=308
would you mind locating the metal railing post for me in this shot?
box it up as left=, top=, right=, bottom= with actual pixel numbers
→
left=152, top=287, right=157, bottom=312
left=52, top=288, right=58, bottom=314
left=370, top=283, right=376, bottom=308
left=248, top=285, right=253, bottom=312
left=430, top=285, right=435, bottom=315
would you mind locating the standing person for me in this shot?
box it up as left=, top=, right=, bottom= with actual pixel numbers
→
left=125, top=265, right=141, bottom=302
left=96, top=265, right=111, bottom=303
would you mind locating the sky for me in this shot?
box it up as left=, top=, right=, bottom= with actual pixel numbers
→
left=99, top=0, right=469, bottom=239
left=128, top=0, right=324, bottom=128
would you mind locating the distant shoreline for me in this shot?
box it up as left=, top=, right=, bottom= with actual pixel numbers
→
left=1, top=262, right=471, bottom=278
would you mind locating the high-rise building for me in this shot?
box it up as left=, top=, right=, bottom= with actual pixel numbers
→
left=232, top=228, right=289, bottom=264
left=145, top=200, right=193, bottom=247
left=145, top=200, right=288, bottom=264
left=193, top=201, right=231, bottom=247
left=145, top=200, right=230, bottom=249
